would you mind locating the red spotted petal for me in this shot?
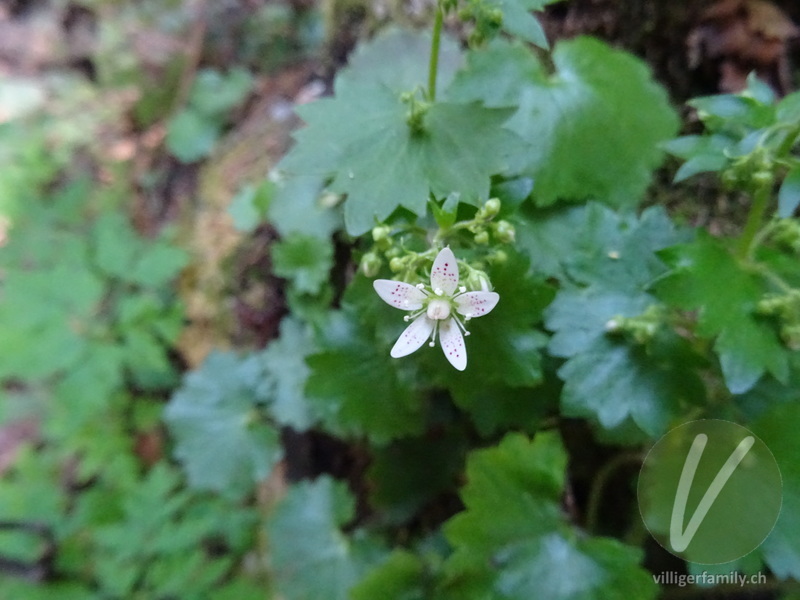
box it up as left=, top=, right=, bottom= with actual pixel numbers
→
left=439, top=318, right=466, bottom=371
left=391, top=315, right=434, bottom=358
left=430, top=247, right=459, bottom=296
left=374, top=280, right=427, bottom=310
left=455, top=291, right=499, bottom=318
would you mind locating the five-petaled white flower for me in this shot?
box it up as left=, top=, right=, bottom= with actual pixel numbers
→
left=373, top=247, right=499, bottom=371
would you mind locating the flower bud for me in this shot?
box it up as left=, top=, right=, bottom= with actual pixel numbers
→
left=360, top=252, right=382, bottom=277
left=782, top=324, right=800, bottom=350
left=389, top=257, right=405, bottom=272
left=772, top=219, right=800, bottom=253
left=494, top=220, right=515, bottom=243
left=479, top=197, right=501, bottom=219
left=474, top=230, right=489, bottom=245
left=720, top=168, right=739, bottom=190
left=372, top=225, right=391, bottom=242
left=488, top=7, right=503, bottom=25
left=752, top=170, right=773, bottom=187
left=757, top=296, right=783, bottom=316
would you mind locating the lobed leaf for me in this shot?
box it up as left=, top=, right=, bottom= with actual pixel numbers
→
left=164, top=352, right=282, bottom=498
left=266, top=476, right=386, bottom=600
left=448, top=38, right=678, bottom=208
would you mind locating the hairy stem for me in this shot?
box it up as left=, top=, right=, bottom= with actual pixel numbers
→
left=737, top=184, right=771, bottom=260
left=585, top=452, right=643, bottom=535
left=428, top=3, right=444, bottom=102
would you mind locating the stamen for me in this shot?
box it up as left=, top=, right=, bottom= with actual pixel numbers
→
left=405, top=308, right=425, bottom=322
left=459, top=286, right=466, bottom=293
left=452, top=315, right=470, bottom=336
left=428, top=322, right=438, bottom=347
left=434, top=287, right=444, bottom=296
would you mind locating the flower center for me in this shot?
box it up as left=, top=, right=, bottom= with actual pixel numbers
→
left=426, top=299, right=451, bottom=320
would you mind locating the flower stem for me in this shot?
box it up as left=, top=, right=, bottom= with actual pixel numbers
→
left=428, top=3, right=444, bottom=102
left=585, top=452, right=642, bottom=535
left=776, top=123, right=800, bottom=157
left=737, top=184, right=771, bottom=260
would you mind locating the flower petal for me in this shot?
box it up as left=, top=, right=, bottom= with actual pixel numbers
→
left=439, top=318, right=466, bottom=371
left=391, top=315, right=434, bottom=358
left=373, top=280, right=427, bottom=310
left=455, top=291, right=499, bottom=318
left=430, top=247, right=459, bottom=296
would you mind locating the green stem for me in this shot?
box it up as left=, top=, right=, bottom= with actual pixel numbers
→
left=747, top=218, right=778, bottom=253
left=428, top=4, right=444, bottom=102
left=776, top=123, right=800, bottom=157
left=747, top=262, right=794, bottom=293
left=737, top=184, right=771, bottom=260
left=585, top=452, right=643, bottom=535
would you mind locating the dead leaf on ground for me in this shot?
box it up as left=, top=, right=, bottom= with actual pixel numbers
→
left=688, top=0, right=799, bottom=94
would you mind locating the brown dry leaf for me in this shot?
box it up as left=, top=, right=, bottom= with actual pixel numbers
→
left=747, top=0, right=799, bottom=39
left=687, top=0, right=798, bottom=93
left=134, top=429, right=164, bottom=467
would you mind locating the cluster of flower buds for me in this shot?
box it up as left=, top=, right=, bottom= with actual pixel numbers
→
left=359, top=196, right=516, bottom=278
left=771, top=219, right=800, bottom=255
left=457, top=0, right=503, bottom=46
left=604, top=305, right=667, bottom=345
left=469, top=198, right=515, bottom=245
left=757, top=290, right=800, bottom=350
left=720, top=146, right=774, bottom=192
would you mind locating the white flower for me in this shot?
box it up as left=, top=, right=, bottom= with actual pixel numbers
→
left=373, top=247, right=500, bottom=371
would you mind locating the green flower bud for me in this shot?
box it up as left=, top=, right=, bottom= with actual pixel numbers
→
left=772, top=219, right=800, bottom=254
left=372, top=225, right=391, bottom=242
left=488, top=249, right=507, bottom=264
left=782, top=324, right=800, bottom=350
left=721, top=168, right=740, bottom=190
left=468, top=29, right=485, bottom=46
left=494, top=220, right=515, bottom=243
left=756, top=296, right=783, bottom=316
left=389, top=257, right=405, bottom=273
left=464, top=268, right=490, bottom=290
left=488, top=7, right=503, bottom=25
left=360, top=252, right=382, bottom=277
left=474, top=230, right=490, bottom=245
left=604, top=306, right=664, bottom=344
left=752, top=169, right=774, bottom=187
left=631, top=321, right=658, bottom=345
left=480, top=197, right=501, bottom=219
